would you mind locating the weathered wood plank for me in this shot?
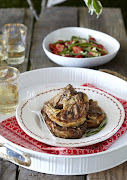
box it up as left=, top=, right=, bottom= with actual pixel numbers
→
left=87, top=162, right=127, bottom=180
left=0, top=8, right=25, bottom=28
left=0, top=8, right=33, bottom=73
left=30, top=7, right=78, bottom=70
left=18, top=167, right=85, bottom=180
left=0, top=158, right=17, bottom=180
left=79, top=7, right=127, bottom=77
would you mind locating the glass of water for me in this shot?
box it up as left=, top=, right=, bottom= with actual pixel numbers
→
left=0, top=66, right=20, bottom=114
left=2, top=23, right=27, bottom=65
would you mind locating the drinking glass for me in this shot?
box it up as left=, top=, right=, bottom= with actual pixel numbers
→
left=0, top=35, right=8, bottom=62
left=2, top=23, right=27, bottom=65
left=0, top=66, right=20, bottom=114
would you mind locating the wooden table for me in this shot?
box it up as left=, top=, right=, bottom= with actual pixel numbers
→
left=1, top=7, right=127, bottom=180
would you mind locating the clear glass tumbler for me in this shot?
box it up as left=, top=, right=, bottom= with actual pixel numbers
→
left=0, top=35, right=8, bottom=62
left=2, top=23, right=27, bottom=65
left=0, top=66, right=20, bottom=114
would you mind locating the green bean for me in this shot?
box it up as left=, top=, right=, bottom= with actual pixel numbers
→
left=60, top=52, right=87, bottom=56
left=51, top=36, right=108, bottom=57
left=89, top=39, right=101, bottom=45
left=68, top=42, right=92, bottom=48
left=71, top=36, right=87, bottom=41
left=52, top=40, right=68, bottom=45
left=80, top=45, right=108, bottom=55
left=65, top=42, right=107, bottom=55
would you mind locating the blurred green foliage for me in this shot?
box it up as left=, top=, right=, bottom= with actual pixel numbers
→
left=0, top=0, right=126, bottom=28
left=0, top=0, right=28, bottom=8
left=58, top=0, right=127, bottom=29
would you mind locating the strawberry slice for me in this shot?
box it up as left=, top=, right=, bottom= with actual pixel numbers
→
left=56, top=43, right=65, bottom=52
left=101, top=47, right=108, bottom=55
left=53, top=49, right=59, bottom=55
left=49, top=44, right=56, bottom=50
left=65, top=55, right=73, bottom=57
left=92, top=44, right=108, bottom=55
left=92, top=43, right=103, bottom=49
left=89, top=51, right=95, bottom=56
left=89, top=37, right=96, bottom=41
left=72, top=46, right=83, bottom=53
left=74, top=55, right=83, bottom=58
left=64, top=40, right=74, bottom=46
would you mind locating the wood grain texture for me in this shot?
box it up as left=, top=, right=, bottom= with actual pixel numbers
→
left=87, top=162, right=127, bottom=180
left=79, top=7, right=127, bottom=77
left=0, top=158, right=17, bottom=180
left=0, top=8, right=33, bottom=73
left=0, top=8, right=24, bottom=28
left=30, top=7, right=78, bottom=70
left=18, top=167, right=85, bottom=180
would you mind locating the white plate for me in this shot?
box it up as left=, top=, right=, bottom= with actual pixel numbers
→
left=16, top=86, right=125, bottom=147
left=43, top=27, right=120, bottom=67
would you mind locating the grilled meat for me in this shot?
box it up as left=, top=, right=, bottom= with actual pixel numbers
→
left=43, top=91, right=88, bottom=127
left=48, top=84, right=77, bottom=109
left=42, top=112, right=87, bottom=139
left=41, top=84, right=106, bottom=139
left=86, top=99, right=106, bottom=128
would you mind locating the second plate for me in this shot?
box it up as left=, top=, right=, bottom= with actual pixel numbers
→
left=16, top=86, right=125, bottom=147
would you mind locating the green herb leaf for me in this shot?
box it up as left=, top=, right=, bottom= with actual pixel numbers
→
left=85, top=119, right=107, bottom=137
left=83, top=0, right=103, bottom=18
left=93, top=0, right=103, bottom=18
left=88, top=0, right=92, bottom=7
left=99, top=119, right=107, bottom=129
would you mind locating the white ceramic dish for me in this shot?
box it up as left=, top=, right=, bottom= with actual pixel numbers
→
left=16, top=86, right=125, bottom=147
left=1, top=67, right=127, bottom=175
left=43, top=27, right=120, bottom=67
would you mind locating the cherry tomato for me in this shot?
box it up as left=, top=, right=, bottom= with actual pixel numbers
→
left=72, top=46, right=83, bottom=53
left=74, top=55, right=83, bottom=58
left=56, top=44, right=65, bottom=52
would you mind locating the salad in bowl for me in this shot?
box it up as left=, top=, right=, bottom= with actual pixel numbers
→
left=42, top=27, right=120, bottom=67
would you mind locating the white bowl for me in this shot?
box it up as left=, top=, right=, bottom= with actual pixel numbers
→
left=42, top=27, right=120, bottom=67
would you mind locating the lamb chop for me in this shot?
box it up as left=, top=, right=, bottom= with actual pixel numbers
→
left=86, top=99, right=106, bottom=128
left=42, top=112, right=87, bottom=139
left=48, top=84, right=77, bottom=109
left=43, top=91, right=89, bottom=127
left=42, top=84, right=106, bottom=139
